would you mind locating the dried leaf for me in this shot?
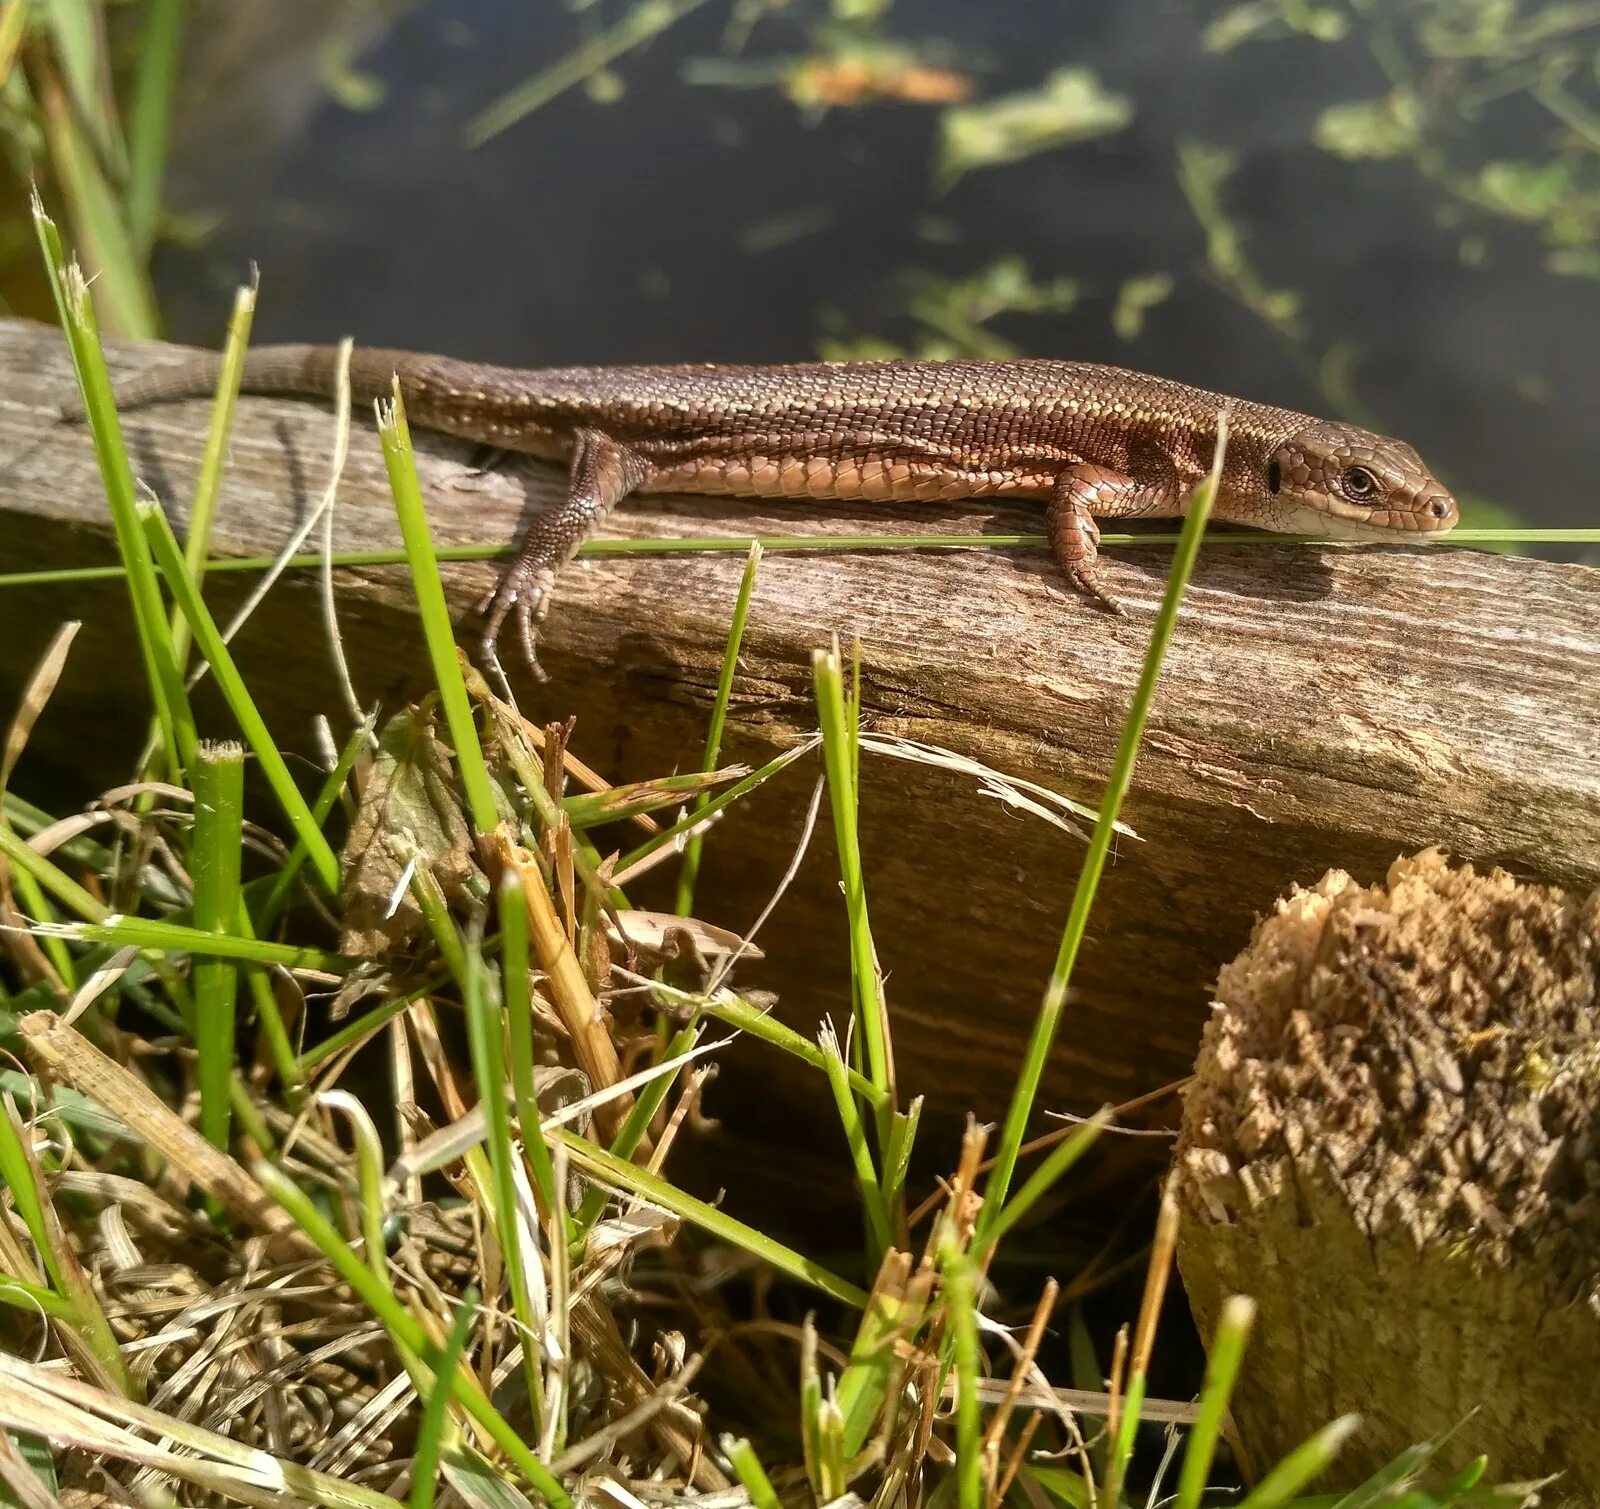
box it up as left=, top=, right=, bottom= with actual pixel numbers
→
left=340, top=708, right=480, bottom=957
left=1, top=622, right=79, bottom=795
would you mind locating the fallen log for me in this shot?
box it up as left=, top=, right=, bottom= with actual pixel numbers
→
left=2, top=315, right=1598, bottom=1236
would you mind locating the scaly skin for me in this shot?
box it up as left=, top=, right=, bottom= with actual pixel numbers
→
left=79, top=344, right=1459, bottom=675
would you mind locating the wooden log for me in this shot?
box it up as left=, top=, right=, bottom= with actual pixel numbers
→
left=2, top=316, right=1598, bottom=1234
left=1175, top=851, right=1600, bottom=1498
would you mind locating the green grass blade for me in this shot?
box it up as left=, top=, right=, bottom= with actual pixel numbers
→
left=834, top=1257, right=919, bottom=1457
left=721, top=1436, right=782, bottom=1509
left=377, top=385, right=500, bottom=835
left=0, top=817, right=75, bottom=992
left=139, top=500, right=340, bottom=892
left=34, top=67, right=156, bottom=339
left=614, top=744, right=809, bottom=880
left=231, top=905, right=304, bottom=1103
left=0, top=1098, right=63, bottom=1292
left=1175, top=1295, right=1255, bottom=1509
left=255, top=716, right=370, bottom=933
left=819, top=1021, right=891, bottom=1264
left=1236, top=1417, right=1361, bottom=1508
left=125, top=0, right=184, bottom=256
left=668, top=983, right=885, bottom=1103
left=408, top=859, right=470, bottom=989
left=552, top=1128, right=867, bottom=1308
left=0, top=621, right=81, bottom=991
left=1022, top=1464, right=1091, bottom=1507
left=562, top=768, right=739, bottom=830
left=4, top=528, right=1593, bottom=597
left=815, top=1395, right=846, bottom=1502
left=983, top=1108, right=1111, bottom=1254
left=1105, top=1369, right=1147, bottom=1507
left=317, top=1090, right=390, bottom=1293
left=3, top=792, right=184, bottom=909
left=1326, top=1441, right=1445, bottom=1508
left=941, top=1242, right=982, bottom=1509
left=46, top=913, right=346, bottom=972
left=0, top=1278, right=74, bottom=1321
left=171, top=272, right=257, bottom=668
left=497, top=869, right=560, bottom=1218
left=295, top=970, right=448, bottom=1075
left=676, top=541, right=761, bottom=915
left=799, top=1319, right=823, bottom=1493
left=0, top=1095, right=132, bottom=1396
left=411, top=1287, right=479, bottom=1509
left=879, top=1098, right=922, bottom=1238
left=812, top=645, right=891, bottom=1121
left=977, top=420, right=1227, bottom=1238
left=572, top=1019, right=701, bottom=1235
left=190, top=741, right=244, bottom=1159
left=463, top=936, right=545, bottom=1432
left=33, top=199, right=190, bottom=775
left=40, top=0, right=121, bottom=165
left=0, top=821, right=109, bottom=923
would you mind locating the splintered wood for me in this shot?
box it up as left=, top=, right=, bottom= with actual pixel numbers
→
left=1176, top=849, right=1600, bottom=1498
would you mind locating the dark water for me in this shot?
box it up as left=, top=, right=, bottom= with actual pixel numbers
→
left=158, top=0, right=1600, bottom=536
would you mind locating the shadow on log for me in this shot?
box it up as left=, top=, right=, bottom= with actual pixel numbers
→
left=1177, top=850, right=1600, bottom=1498
left=2, top=316, right=1599, bottom=1246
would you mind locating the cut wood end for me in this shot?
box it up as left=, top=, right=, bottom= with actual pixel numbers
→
left=1173, top=847, right=1600, bottom=1492
left=1178, top=847, right=1600, bottom=1274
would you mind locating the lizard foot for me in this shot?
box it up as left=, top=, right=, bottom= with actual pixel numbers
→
left=474, top=563, right=556, bottom=684
left=1046, top=466, right=1134, bottom=617
left=1066, top=562, right=1126, bottom=616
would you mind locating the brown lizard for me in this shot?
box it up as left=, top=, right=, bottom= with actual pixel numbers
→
left=78, top=345, right=1459, bottom=675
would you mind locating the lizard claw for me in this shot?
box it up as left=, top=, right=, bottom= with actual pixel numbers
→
left=475, top=565, right=555, bottom=683
left=1070, top=565, right=1126, bottom=616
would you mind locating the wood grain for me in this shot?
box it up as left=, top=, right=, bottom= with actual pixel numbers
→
left=3, top=316, right=1598, bottom=1237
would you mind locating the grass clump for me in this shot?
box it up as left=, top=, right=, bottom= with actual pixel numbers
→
left=0, top=218, right=1546, bottom=1509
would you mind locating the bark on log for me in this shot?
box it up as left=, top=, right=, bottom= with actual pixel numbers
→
left=2, top=317, right=1598, bottom=1238
left=1175, top=851, right=1600, bottom=1499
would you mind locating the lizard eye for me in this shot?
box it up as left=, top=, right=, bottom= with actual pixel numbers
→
left=1342, top=465, right=1378, bottom=502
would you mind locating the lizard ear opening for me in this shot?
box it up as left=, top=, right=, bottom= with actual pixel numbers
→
left=1267, top=458, right=1282, bottom=495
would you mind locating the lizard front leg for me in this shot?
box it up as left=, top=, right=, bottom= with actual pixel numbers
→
left=478, top=428, right=654, bottom=679
left=1045, top=463, right=1175, bottom=615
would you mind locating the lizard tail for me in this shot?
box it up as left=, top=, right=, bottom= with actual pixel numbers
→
left=58, top=343, right=413, bottom=423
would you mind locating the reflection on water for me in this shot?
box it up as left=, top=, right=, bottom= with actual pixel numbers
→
left=156, top=0, right=1600, bottom=535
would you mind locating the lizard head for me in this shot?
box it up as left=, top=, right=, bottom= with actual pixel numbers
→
left=1266, top=422, right=1457, bottom=537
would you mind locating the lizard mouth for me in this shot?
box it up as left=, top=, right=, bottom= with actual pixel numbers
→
left=1289, top=497, right=1458, bottom=538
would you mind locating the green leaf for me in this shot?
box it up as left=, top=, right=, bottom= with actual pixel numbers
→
left=1203, top=1, right=1347, bottom=52
left=939, top=67, right=1131, bottom=185
left=1112, top=272, right=1174, bottom=340
left=1314, top=91, right=1422, bottom=161
left=1024, top=1464, right=1092, bottom=1507
left=1472, top=160, right=1574, bottom=222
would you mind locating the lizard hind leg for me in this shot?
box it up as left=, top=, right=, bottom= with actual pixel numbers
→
left=1045, top=463, right=1165, bottom=616
left=476, top=427, right=654, bottom=680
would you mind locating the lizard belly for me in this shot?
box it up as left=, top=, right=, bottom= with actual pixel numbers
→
left=643, top=454, right=1057, bottom=504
